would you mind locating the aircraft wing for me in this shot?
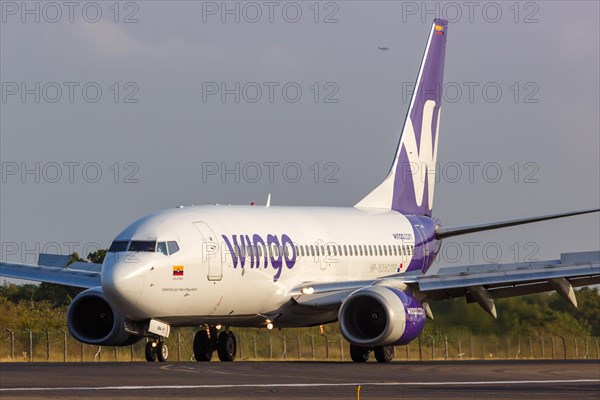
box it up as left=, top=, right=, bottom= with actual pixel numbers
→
left=0, top=253, right=102, bottom=289
left=290, top=251, right=600, bottom=317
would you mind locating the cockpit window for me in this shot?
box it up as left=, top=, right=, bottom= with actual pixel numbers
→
left=167, top=241, right=180, bottom=255
left=108, top=240, right=129, bottom=253
left=129, top=241, right=156, bottom=252
left=156, top=242, right=168, bottom=255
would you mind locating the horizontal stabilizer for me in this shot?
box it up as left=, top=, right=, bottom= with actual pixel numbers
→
left=435, top=208, right=599, bottom=239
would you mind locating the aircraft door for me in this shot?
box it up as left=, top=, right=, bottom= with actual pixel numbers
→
left=193, top=221, right=222, bottom=281
left=414, top=224, right=430, bottom=269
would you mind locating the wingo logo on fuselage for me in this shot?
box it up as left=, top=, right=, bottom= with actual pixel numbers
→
left=221, top=234, right=296, bottom=282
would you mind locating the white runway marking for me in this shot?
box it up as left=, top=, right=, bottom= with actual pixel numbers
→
left=1, top=379, right=598, bottom=392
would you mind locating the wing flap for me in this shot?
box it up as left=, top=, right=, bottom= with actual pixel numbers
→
left=418, top=251, right=599, bottom=295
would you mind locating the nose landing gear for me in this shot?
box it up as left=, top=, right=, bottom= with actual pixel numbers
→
left=193, top=325, right=237, bottom=362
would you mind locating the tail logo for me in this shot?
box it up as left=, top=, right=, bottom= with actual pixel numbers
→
left=400, top=100, right=440, bottom=210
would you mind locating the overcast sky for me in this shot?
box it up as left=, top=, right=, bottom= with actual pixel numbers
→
left=1, top=1, right=598, bottom=271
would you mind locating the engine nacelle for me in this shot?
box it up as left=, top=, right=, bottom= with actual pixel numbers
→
left=338, top=286, right=426, bottom=347
left=67, top=287, right=142, bottom=346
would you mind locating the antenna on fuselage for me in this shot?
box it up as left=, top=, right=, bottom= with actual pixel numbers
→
left=266, top=193, right=271, bottom=208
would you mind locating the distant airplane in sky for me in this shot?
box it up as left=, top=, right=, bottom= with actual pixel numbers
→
left=378, top=46, right=389, bottom=50
left=2, top=19, right=598, bottom=364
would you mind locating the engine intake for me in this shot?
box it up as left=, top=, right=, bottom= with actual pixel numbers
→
left=67, top=287, right=141, bottom=346
left=338, top=286, right=426, bottom=347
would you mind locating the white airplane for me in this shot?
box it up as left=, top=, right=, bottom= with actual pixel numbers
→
left=2, top=19, right=599, bottom=364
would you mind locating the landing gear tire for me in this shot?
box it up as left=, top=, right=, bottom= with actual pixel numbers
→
left=350, top=344, right=370, bottom=363
left=157, top=342, right=169, bottom=362
left=194, top=330, right=213, bottom=361
left=374, top=345, right=394, bottom=363
left=217, top=331, right=237, bottom=362
left=145, top=341, right=157, bottom=362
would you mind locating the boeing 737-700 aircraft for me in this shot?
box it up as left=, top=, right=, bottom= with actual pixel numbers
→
left=2, top=19, right=599, bottom=363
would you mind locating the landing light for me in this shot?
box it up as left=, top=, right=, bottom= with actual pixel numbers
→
left=215, top=324, right=222, bottom=330
left=301, top=287, right=315, bottom=295
left=267, top=323, right=274, bottom=330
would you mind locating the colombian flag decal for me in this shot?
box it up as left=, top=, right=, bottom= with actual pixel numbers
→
left=173, top=266, right=184, bottom=276
left=435, top=25, right=444, bottom=35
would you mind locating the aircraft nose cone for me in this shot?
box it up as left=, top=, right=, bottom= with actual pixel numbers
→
left=101, top=254, right=146, bottom=315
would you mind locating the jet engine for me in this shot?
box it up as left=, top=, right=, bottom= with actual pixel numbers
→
left=67, top=287, right=141, bottom=346
left=338, top=286, right=426, bottom=347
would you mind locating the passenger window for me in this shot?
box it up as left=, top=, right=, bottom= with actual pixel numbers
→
left=343, top=245, right=347, bottom=256
left=300, top=245, right=305, bottom=257
left=310, top=246, right=315, bottom=257
left=393, top=246, right=397, bottom=256
left=338, top=245, right=342, bottom=256
left=369, top=245, right=373, bottom=256
left=349, top=246, right=353, bottom=256
left=332, top=246, right=337, bottom=256
left=156, top=242, right=168, bottom=255
left=353, top=245, right=358, bottom=256
left=359, top=245, right=363, bottom=256
left=167, top=241, right=179, bottom=255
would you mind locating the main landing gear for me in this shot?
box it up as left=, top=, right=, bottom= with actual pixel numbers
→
left=350, top=344, right=395, bottom=363
left=194, top=325, right=237, bottom=362
left=145, top=339, right=169, bottom=362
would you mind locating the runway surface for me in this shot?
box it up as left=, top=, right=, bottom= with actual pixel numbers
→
left=1, top=360, right=599, bottom=399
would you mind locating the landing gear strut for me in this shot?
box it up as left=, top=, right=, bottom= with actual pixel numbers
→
left=145, top=339, right=169, bottom=362
left=194, top=325, right=237, bottom=362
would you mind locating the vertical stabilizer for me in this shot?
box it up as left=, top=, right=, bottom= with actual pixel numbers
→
left=356, top=20, right=448, bottom=216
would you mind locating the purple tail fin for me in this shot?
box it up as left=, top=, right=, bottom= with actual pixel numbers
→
left=356, top=19, right=448, bottom=216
